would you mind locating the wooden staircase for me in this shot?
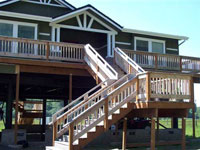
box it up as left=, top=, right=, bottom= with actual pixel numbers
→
left=46, top=46, right=193, bottom=150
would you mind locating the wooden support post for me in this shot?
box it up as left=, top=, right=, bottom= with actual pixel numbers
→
left=104, top=98, right=108, bottom=131
left=52, top=121, right=57, bottom=146
left=192, top=108, right=196, bottom=138
left=122, top=118, right=127, bottom=150
left=146, top=72, right=150, bottom=101
left=69, top=74, right=72, bottom=103
left=151, top=117, right=156, bottom=150
left=14, top=65, right=20, bottom=144
left=46, top=42, right=50, bottom=60
left=171, top=117, right=173, bottom=129
left=182, top=118, right=186, bottom=150
left=69, top=123, right=74, bottom=150
left=157, top=117, right=159, bottom=142
left=42, top=99, right=47, bottom=141
left=190, top=77, right=194, bottom=103
left=136, top=77, right=139, bottom=102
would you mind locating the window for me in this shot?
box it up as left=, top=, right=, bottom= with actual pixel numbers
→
left=136, top=40, right=148, bottom=52
left=18, top=25, right=35, bottom=39
left=0, top=20, right=37, bottom=40
left=135, top=37, right=165, bottom=54
left=0, top=23, right=13, bottom=37
left=152, top=42, right=164, bottom=54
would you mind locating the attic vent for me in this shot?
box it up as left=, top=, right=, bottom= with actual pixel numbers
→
left=40, top=0, right=51, bottom=4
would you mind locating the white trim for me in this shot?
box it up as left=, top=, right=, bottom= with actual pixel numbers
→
left=107, top=34, right=111, bottom=57
left=56, top=24, right=114, bottom=34
left=55, top=0, right=75, bottom=10
left=51, top=27, right=56, bottom=41
left=111, top=34, right=115, bottom=57
left=0, top=19, right=38, bottom=40
left=0, top=0, right=20, bottom=7
left=0, top=11, right=52, bottom=22
left=76, top=16, right=83, bottom=28
left=39, top=32, right=51, bottom=36
left=83, top=13, right=87, bottom=28
left=123, top=28, right=188, bottom=41
left=115, top=41, right=131, bottom=46
left=51, top=10, right=117, bottom=34
left=51, top=6, right=122, bottom=30
left=167, top=48, right=178, bottom=51
left=87, top=18, right=94, bottom=29
left=134, top=36, right=166, bottom=54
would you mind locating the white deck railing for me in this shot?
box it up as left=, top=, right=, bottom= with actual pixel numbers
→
left=84, top=44, right=118, bottom=81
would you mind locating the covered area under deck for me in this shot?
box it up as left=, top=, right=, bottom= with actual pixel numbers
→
left=0, top=61, right=97, bottom=144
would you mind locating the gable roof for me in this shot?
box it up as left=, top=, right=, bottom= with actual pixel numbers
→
left=0, top=0, right=76, bottom=9
left=52, top=4, right=123, bottom=30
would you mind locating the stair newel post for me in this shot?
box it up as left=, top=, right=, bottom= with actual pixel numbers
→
left=69, top=122, right=74, bottom=150
left=46, top=42, right=50, bottom=60
left=52, top=115, right=57, bottom=146
left=146, top=72, right=151, bottom=101
left=128, top=64, right=132, bottom=74
left=104, top=98, right=109, bottom=131
left=136, top=76, right=139, bottom=102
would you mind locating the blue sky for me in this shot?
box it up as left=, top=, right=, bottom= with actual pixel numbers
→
left=1, top=0, right=200, bottom=105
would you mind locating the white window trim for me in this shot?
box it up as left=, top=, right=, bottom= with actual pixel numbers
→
left=0, top=19, right=38, bottom=40
left=134, top=36, right=166, bottom=54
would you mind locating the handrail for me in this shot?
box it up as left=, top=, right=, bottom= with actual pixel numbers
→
left=84, top=44, right=118, bottom=81
left=0, top=36, right=85, bottom=62
left=114, top=47, right=145, bottom=74
left=54, top=74, right=130, bottom=139
left=67, top=74, right=137, bottom=142
left=123, top=49, right=200, bottom=72
left=50, top=78, right=111, bottom=125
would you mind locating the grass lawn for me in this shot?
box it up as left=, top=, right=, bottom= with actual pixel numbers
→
left=159, top=119, right=200, bottom=138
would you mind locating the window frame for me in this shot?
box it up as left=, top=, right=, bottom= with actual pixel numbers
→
left=134, top=36, right=166, bottom=54
left=0, top=19, right=38, bottom=40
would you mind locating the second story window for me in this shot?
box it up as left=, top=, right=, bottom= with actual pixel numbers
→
left=0, top=20, right=37, bottom=40
left=0, top=23, right=13, bottom=37
left=135, top=37, right=165, bottom=54
left=18, top=25, right=35, bottom=39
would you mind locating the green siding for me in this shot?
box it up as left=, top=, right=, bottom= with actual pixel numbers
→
left=59, top=17, right=79, bottom=26
left=116, top=31, right=179, bottom=55
left=0, top=16, right=51, bottom=41
left=0, top=1, right=70, bottom=18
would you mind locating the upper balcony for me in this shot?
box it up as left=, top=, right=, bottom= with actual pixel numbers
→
left=0, top=36, right=200, bottom=75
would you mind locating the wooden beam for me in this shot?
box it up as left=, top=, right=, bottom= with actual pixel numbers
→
left=14, top=65, right=20, bottom=144
left=151, top=117, right=156, bottom=150
left=20, top=65, right=90, bottom=76
left=69, top=74, right=72, bottom=103
left=182, top=117, right=186, bottom=150
left=192, top=108, right=196, bottom=138
left=0, top=57, right=86, bottom=69
left=122, top=117, right=127, bottom=150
